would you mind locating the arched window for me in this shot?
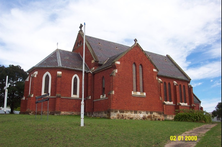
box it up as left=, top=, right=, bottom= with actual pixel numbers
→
left=139, top=64, right=143, bottom=92
left=168, top=83, right=172, bottom=102
left=102, top=76, right=105, bottom=95
left=164, top=82, right=167, bottom=101
left=132, top=63, right=137, bottom=92
left=42, top=72, right=51, bottom=95
left=179, top=85, right=182, bottom=102
left=183, top=85, right=186, bottom=103
left=71, top=74, right=80, bottom=97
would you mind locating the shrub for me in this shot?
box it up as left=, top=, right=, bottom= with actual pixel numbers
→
left=14, top=107, right=20, bottom=111
left=174, top=109, right=212, bottom=123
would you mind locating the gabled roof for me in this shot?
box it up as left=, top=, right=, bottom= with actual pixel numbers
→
left=28, top=49, right=89, bottom=73
left=94, top=42, right=159, bottom=73
left=86, top=34, right=190, bottom=81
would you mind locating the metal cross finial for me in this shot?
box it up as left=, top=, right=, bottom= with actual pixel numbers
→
left=134, top=38, right=137, bottom=44
left=79, top=23, right=83, bottom=30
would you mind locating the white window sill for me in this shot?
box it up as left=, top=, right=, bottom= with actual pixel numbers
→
left=163, top=101, right=174, bottom=105
left=94, top=97, right=108, bottom=102
left=71, top=95, right=79, bottom=98
left=132, top=91, right=146, bottom=97
left=178, top=102, right=189, bottom=106
left=163, top=101, right=173, bottom=105
left=100, top=94, right=106, bottom=99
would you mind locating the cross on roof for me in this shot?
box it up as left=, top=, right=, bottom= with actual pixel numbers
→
left=79, top=24, right=83, bottom=30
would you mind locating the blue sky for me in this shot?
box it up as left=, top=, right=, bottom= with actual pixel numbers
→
left=0, top=0, right=221, bottom=112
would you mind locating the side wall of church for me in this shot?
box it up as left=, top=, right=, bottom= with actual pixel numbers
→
left=92, top=67, right=114, bottom=114
left=20, top=68, right=90, bottom=114
left=158, top=76, right=192, bottom=115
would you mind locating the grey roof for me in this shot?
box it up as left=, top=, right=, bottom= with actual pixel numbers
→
left=193, top=94, right=201, bottom=104
left=94, top=52, right=124, bottom=72
left=28, top=49, right=89, bottom=72
left=86, top=35, right=129, bottom=63
left=145, top=51, right=190, bottom=81
left=86, top=35, right=190, bottom=81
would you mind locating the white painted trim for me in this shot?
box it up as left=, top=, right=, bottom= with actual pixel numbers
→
left=163, top=101, right=173, bottom=105
left=132, top=91, right=146, bottom=97
left=41, top=72, right=51, bottom=96
left=178, top=102, right=188, bottom=106
left=153, top=69, right=157, bottom=72
left=100, top=94, right=106, bottom=98
left=71, top=74, right=80, bottom=98
left=173, top=81, right=178, bottom=85
left=115, top=61, right=120, bottom=64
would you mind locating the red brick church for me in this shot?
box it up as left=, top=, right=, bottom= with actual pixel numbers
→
left=20, top=25, right=202, bottom=120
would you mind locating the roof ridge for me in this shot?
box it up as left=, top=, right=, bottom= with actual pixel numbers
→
left=56, top=49, right=62, bottom=67
left=86, top=35, right=130, bottom=48
left=145, top=50, right=166, bottom=57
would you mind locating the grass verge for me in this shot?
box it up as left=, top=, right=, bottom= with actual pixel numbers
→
left=196, top=122, right=221, bottom=147
left=0, top=114, right=205, bottom=147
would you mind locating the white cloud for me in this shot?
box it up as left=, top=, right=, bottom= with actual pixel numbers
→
left=192, top=82, right=203, bottom=87
left=201, top=98, right=221, bottom=112
left=205, top=43, right=221, bottom=58
left=186, top=61, right=221, bottom=80
left=211, top=79, right=221, bottom=87
left=0, top=0, right=221, bottom=72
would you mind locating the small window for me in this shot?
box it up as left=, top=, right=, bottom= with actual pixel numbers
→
left=183, top=85, right=186, bottom=103
left=179, top=85, right=182, bottom=102
left=164, top=82, right=167, bottom=101
left=132, top=63, right=137, bottom=92
left=102, top=76, right=105, bottom=95
left=168, top=83, right=172, bottom=102
left=71, top=74, right=80, bottom=97
left=42, top=72, right=51, bottom=95
left=187, top=85, right=190, bottom=104
left=139, top=64, right=143, bottom=92
left=44, top=75, right=49, bottom=94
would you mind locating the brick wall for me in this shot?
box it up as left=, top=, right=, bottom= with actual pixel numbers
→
left=111, top=44, right=163, bottom=112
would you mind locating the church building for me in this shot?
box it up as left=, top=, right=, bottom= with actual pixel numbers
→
left=20, top=25, right=202, bottom=120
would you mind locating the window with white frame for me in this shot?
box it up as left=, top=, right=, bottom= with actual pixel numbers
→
left=42, top=72, right=51, bottom=95
left=71, top=74, right=80, bottom=98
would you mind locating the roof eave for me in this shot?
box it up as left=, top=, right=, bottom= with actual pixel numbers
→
left=28, top=66, right=90, bottom=73
left=157, top=74, right=190, bottom=82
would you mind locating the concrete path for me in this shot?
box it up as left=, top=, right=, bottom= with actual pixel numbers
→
left=165, top=123, right=217, bottom=147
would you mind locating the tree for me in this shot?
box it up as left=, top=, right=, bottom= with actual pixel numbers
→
left=0, top=65, right=27, bottom=114
left=212, top=102, right=222, bottom=120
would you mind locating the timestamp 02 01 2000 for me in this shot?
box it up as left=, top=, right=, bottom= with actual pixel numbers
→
left=170, top=136, right=197, bottom=141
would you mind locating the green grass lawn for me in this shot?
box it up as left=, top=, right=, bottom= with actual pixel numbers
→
left=195, top=122, right=221, bottom=147
left=0, top=114, right=205, bottom=147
